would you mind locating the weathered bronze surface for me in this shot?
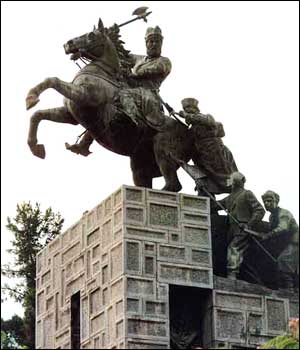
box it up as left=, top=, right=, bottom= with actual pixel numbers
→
left=25, top=8, right=298, bottom=349
left=261, top=190, right=299, bottom=291
left=26, top=18, right=193, bottom=192
left=179, top=97, right=238, bottom=194
left=215, top=172, right=265, bottom=279
left=25, top=12, right=241, bottom=195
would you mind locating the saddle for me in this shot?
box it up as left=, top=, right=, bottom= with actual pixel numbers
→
left=113, top=87, right=166, bottom=130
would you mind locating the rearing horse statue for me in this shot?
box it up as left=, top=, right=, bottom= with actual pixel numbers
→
left=26, top=19, right=192, bottom=192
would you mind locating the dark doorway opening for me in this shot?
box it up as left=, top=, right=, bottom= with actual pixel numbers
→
left=71, top=291, right=81, bottom=349
left=169, top=284, right=212, bottom=349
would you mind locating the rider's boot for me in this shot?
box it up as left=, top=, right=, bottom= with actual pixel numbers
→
left=65, top=131, right=94, bottom=157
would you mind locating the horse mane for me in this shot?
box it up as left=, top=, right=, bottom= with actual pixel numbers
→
left=106, top=25, right=135, bottom=80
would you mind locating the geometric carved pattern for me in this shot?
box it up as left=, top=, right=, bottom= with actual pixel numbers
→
left=204, top=289, right=296, bottom=349
left=36, top=185, right=297, bottom=349
left=35, top=185, right=212, bottom=348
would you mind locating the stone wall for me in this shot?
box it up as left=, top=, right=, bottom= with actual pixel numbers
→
left=35, top=185, right=212, bottom=349
left=204, top=277, right=299, bottom=349
left=36, top=185, right=298, bottom=349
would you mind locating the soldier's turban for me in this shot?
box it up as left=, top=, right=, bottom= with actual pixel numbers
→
left=261, top=190, right=280, bottom=204
left=181, top=98, right=199, bottom=109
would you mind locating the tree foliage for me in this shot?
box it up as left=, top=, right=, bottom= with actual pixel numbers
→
left=0, top=330, right=28, bottom=349
left=1, top=330, right=17, bottom=349
left=259, top=334, right=299, bottom=349
left=259, top=318, right=299, bottom=349
left=1, top=315, right=25, bottom=347
left=1, top=202, right=63, bottom=349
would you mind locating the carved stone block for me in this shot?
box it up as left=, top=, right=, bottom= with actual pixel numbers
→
left=43, top=313, right=54, bottom=349
left=36, top=186, right=298, bottom=349
left=183, top=224, right=210, bottom=247
left=35, top=186, right=217, bottom=349
left=126, top=298, right=140, bottom=314
left=214, top=291, right=263, bottom=312
left=126, top=277, right=155, bottom=297
left=127, top=319, right=167, bottom=337
left=81, top=296, right=89, bottom=341
left=90, top=287, right=101, bottom=315
left=125, top=187, right=145, bottom=204
left=266, top=298, right=288, bottom=334
left=147, top=189, right=178, bottom=203
left=215, top=308, right=246, bottom=342
left=125, top=240, right=141, bottom=273
left=125, top=225, right=168, bottom=243
left=289, top=300, right=299, bottom=318
left=110, top=242, right=123, bottom=280
left=158, top=244, right=186, bottom=263
left=158, top=262, right=212, bottom=288
left=149, top=202, right=179, bottom=228
left=180, top=194, right=209, bottom=213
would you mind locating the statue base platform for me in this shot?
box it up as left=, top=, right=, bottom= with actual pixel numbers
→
left=35, top=185, right=298, bottom=349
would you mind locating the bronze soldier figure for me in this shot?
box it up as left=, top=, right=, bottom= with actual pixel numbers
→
left=66, top=26, right=171, bottom=156
left=261, top=190, right=299, bottom=291
left=179, top=97, right=238, bottom=194
left=216, top=172, right=265, bottom=279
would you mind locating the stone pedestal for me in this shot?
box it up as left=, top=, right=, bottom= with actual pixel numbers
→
left=204, top=276, right=299, bottom=349
left=35, top=185, right=298, bottom=349
left=36, top=185, right=212, bottom=349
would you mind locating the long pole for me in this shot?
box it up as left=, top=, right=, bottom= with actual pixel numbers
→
left=198, top=178, right=297, bottom=272
left=177, top=161, right=289, bottom=268
left=196, top=180, right=280, bottom=261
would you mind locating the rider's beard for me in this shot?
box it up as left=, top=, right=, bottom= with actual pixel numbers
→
left=147, top=46, right=161, bottom=58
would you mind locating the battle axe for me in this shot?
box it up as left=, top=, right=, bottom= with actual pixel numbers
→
left=117, top=7, right=152, bottom=28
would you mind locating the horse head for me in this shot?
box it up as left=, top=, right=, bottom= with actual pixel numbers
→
left=63, top=18, right=120, bottom=73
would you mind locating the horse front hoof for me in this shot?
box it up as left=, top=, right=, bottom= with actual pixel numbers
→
left=26, top=94, right=40, bottom=110
left=30, top=144, right=46, bottom=159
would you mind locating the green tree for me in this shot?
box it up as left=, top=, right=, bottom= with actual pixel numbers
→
left=259, top=318, right=299, bottom=349
left=0, top=330, right=27, bottom=349
left=1, top=202, right=63, bottom=349
left=1, top=330, right=29, bottom=349
left=1, top=330, right=16, bottom=349
left=259, top=334, right=299, bottom=349
left=1, top=315, right=25, bottom=347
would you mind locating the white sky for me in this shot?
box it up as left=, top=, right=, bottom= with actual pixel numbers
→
left=1, top=1, right=299, bottom=319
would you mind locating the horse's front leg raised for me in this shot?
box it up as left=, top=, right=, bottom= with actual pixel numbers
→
left=26, top=77, right=92, bottom=110
left=28, top=106, right=78, bottom=158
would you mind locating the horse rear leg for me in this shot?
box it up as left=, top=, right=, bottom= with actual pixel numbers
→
left=153, top=140, right=182, bottom=192
left=28, top=106, right=78, bottom=158
left=156, top=157, right=182, bottom=192
left=132, top=171, right=153, bottom=189
left=26, top=77, right=95, bottom=110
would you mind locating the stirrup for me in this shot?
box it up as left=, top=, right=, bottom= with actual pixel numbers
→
left=65, top=143, right=91, bottom=157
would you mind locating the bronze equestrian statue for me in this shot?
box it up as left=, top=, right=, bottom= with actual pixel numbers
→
left=26, top=18, right=238, bottom=194
left=26, top=18, right=192, bottom=192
